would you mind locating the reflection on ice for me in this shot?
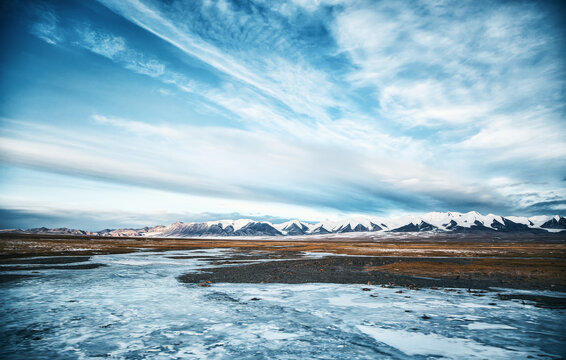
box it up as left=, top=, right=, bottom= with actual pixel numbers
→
left=0, top=249, right=565, bottom=359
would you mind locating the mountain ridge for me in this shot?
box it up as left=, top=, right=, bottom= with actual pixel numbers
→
left=2, top=211, right=565, bottom=237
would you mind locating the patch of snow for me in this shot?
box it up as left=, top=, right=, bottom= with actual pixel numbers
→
left=466, top=322, right=516, bottom=330
left=357, top=325, right=523, bottom=358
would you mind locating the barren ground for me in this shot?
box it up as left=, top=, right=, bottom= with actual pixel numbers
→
left=1, top=232, right=565, bottom=292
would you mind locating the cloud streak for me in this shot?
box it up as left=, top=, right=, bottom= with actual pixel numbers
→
left=0, top=116, right=517, bottom=216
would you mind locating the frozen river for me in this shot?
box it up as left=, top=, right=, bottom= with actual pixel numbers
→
left=1, top=249, right=565, bottom=359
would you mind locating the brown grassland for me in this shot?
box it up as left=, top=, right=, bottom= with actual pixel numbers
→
left=1, top=232, right=565, bottom=289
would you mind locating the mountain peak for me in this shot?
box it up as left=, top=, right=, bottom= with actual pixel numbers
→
left=10, top=211, right=565, bottom=237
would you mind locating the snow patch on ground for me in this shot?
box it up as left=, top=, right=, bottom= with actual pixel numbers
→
left=357, top=325, right=522, bottom=358
left=466, top=322, right=516, bottom=330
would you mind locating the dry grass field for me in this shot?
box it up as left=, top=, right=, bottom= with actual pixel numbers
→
left=1, top=232, right=565, bottom=289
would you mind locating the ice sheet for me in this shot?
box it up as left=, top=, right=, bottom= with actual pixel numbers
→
left=357, top=325, right=519, bottom=358
left=0, top=249, right=564, bottom=359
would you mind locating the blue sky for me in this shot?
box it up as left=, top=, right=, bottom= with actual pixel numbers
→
left=1, top=0, right=565, bottom=230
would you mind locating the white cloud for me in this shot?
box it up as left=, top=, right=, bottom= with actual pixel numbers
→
left=456, top=110, right=566, bottom=161
left=125, top=58, right=165, bottom=77
left=332, top=0, right=563, bottom=130
left=289, top=0, right=344, bottom=12
left=92, top=115, right=178, bottom=139
left=30, top=9, right=62, bottom=45
left=378, top=80, right=493, bottom=126
left=76, top=27, right=166, bottom=78
left=97, top=0, right=344, bottom=123
left=79, top=28, right=126, bottom=58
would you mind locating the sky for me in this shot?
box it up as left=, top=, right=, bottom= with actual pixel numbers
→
left=0, top=0, right=565, bottom=230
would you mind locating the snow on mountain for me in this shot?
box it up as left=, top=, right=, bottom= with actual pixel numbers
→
left=386, top=211, right=542, bottom=232
left=411, top=211, right=498, bottom=230
left=207, top=219, right=257, bottom=231
left=505, top=216, right=532, bottom=226
left=313, top=212, right=562, bottom=234
left=540, top=215, right=564, bottom=227
left=152, top=219, right=282, bottom=237
left=312, top=216, right=385, bottom=234
left=274, top=220, right=312, bottom=235
left=7, top=213, right=565, bottom=237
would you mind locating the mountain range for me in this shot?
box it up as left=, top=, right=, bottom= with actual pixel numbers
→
left=3, top=212, right=566, bottom=237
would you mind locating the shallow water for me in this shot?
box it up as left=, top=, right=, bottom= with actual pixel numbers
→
left=1, top=249, right=565, bottom=359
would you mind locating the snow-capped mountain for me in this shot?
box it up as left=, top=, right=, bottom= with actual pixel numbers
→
left=273, top=220, right=311, bottom=235
left=4, top=212, right=565, bottom=237
left=539, top=215, right=566, bottom=229
left=309, top=216, right=386, bottom=234
left=146, top=220, right=284, bottom=237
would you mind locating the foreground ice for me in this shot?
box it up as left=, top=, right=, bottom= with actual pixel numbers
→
left=0, top=249, right=565, bottom=359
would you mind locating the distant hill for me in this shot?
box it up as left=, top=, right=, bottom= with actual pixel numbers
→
left=3, top=211, right=565, bottom=237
